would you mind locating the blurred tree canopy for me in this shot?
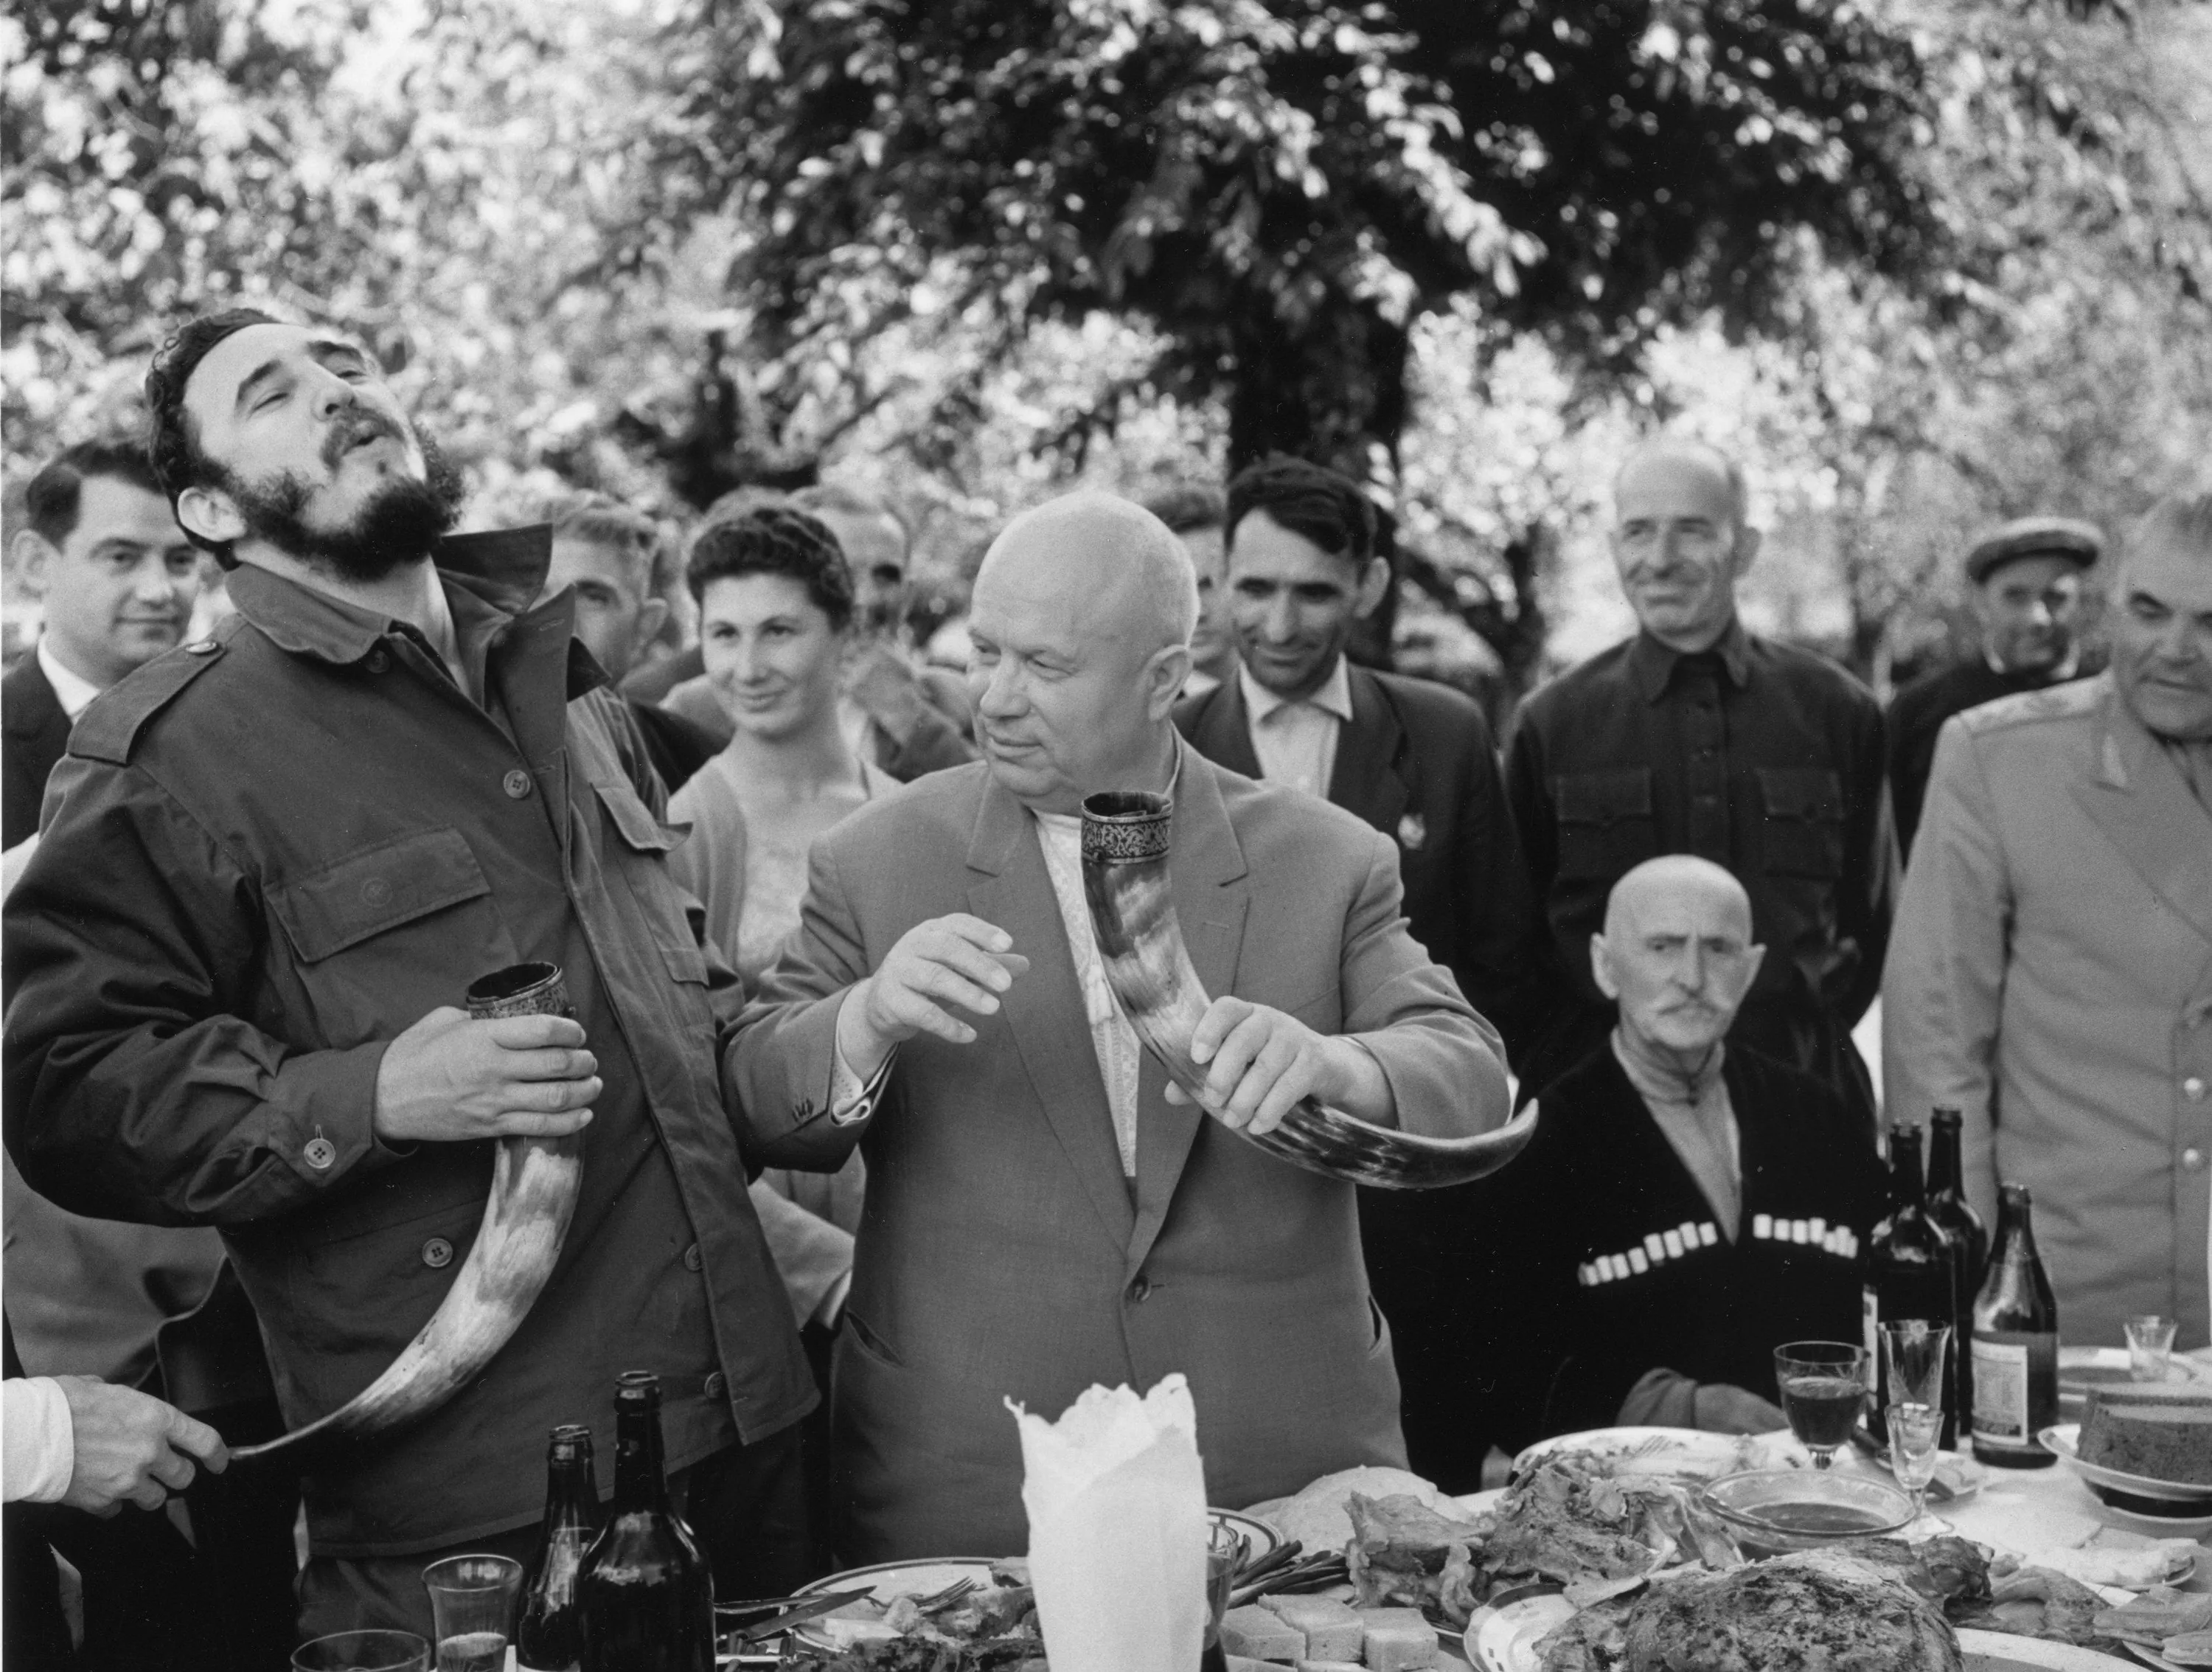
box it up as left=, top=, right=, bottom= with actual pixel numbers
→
left=4, top=0, right=2208, bottom=698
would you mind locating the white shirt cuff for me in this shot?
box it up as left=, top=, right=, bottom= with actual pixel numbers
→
left=828, top=1036, right=895, bottom=1127
left=4, top=1378, right=75, bottom=1504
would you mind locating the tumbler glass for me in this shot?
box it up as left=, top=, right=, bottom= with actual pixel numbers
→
left=1200, top=1519, right=1243, bottom=1672
left=422, top=1553, right=523, bottom=1672
left=291, top=1631, right=431, bottom=1672
left=2126, top=1315, right=2179, bottom=1383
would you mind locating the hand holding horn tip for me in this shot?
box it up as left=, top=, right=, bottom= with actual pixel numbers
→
left=230, top=962, right=588, bottom=1463
left=1080, top=790, right=1536, bottom=1190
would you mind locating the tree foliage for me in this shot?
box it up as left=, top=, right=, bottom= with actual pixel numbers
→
left=635, top=0, right=1935, bottom=477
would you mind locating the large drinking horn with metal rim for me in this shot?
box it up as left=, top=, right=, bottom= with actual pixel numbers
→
left=232, top=962, right=586, bottom=1462
left=1080, top=791, right=1537, bottom=1190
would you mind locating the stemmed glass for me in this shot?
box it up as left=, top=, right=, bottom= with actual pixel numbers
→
left=1773, top=1341, right=1868, bottom=1471
left=1881, top=1319, right=1952, bottom=1517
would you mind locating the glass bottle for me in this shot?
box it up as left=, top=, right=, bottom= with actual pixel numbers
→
left=517, top=1426, right=600, bottom=1672
left=1971, top=1184, right=2059, bottom=1468
left=579, top=1373, right=715, bottom=1672
left=1925, top=1108, right=1989, bottom=1427
left=1865, top=1123, right=1960, bottom=1446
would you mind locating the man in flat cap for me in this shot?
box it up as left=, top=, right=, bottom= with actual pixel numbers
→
left=1886, top=516, right=2102, bottom=858
left=1885, top=492, right=2212, bottom=1348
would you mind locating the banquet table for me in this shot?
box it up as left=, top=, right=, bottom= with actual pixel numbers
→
left=1439, top=1422, right=2212, bottom=1671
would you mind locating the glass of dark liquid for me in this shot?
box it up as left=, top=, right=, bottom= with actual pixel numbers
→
left=1197, top=1519, right=1243, bottom=1672
left=1774, top=1340, right=1870, bottom=1470
left=422, top=1553, right=523, bottom=1672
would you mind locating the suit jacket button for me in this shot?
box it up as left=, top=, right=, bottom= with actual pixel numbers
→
left=366, top=648, right=391, bottom=674
left=1126, top=1275, right=1152, bottom=1303
left=302, top=1137, right=336, bottom=1171
left=684, top=1243, right=703, bottom=1272
left=421, top=1237, right=454, bottom=1269
left=503, top=769, right=533, bottom=799
left=704, top=1371, right=728, bottom=1398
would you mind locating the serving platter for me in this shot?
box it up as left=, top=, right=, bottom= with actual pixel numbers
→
left=784, top=1508, right=1285, bottom=1650
left=1511, top=1426, right=1806, bottom=1482
left=2042, top=1425, right=2212, bottom=1506
left=1956, top=1631, right=2143, bottom=1669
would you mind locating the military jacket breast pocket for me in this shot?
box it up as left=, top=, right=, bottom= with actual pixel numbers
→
left=1756, top=768, right=1845, bottom=878
left=264, top=827, right=521, bottom=1046
left=1554, top=769, right=1658, bottom=881
left=590, top=778, right=714, bottom=1008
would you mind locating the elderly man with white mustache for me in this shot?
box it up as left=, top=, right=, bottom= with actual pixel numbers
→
left=1492, top=855, right=1885, bottom=1445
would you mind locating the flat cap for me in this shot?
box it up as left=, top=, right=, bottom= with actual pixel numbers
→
left=1966, top=516, right=2104, bottom=584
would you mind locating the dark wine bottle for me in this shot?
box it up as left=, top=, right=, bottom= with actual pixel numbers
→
left=1865, top=1123, right=1960, bottom=1446
left=518, top=1425, right=600, bottom=1672
left=579, top=1374, right=715, bottom=1672
left=1926, top=1108, right=1989, bottom=1431
left=1971, top=1183, right=2059, bottom=1468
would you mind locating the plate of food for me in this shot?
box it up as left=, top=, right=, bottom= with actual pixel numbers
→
left=2044, top=1423, right=2212, bottom=1507
left=780, top=1557, right=1033, bottom=1657
left=2087, top=1584, right=2212, bottom=1671
left=1510, top=1426, right=1807, bottom=1484
left=1470, top=1590, right=1574, bottom=1671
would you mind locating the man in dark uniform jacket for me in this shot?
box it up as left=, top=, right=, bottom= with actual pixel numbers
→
left=1886, top=516, right=2102, bottom=860
left=1506, top=437, right=1894, bottom=1131
left=1499, top=856, right=1883, bottom=1441
left=1175, top=457, right=1540, bottom=1491
left=4, top=310, right=859, bottom=1642
left=4, top=441, right=201, bottom=854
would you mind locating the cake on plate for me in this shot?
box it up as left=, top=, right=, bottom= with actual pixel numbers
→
left=2078, top=1381, right=2212, bottom=1487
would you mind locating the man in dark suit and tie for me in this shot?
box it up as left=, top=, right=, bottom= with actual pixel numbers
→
left=1173, top=455, right=1539, bottom=1490
left=731, top=491, right=1512, bottom=1557
left=4, top=441, right=202, bottom=859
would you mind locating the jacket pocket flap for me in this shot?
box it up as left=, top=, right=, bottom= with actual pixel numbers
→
left=1556, top=768, right=1655, bottom=825
left=594, top=779, right=684, bottom=854
left=267, top=828, right=492, bottom=964
left=1756, top=767, right=1843, bottom=820
left=658, top=937, right=710, bottom=986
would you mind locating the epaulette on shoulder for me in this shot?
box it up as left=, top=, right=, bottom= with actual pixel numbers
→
left=1955, top=676, right=2103, bottom=738
left=69, top=637, right=227, bottom=765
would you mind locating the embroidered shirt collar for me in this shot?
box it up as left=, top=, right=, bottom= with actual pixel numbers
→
left=1240, top=653, right=1354, bottom=726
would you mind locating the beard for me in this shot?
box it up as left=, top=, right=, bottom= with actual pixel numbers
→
left=223, top=424, right=467, bottom=583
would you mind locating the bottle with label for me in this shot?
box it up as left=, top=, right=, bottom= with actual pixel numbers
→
left=1865, top=1123, right=1960, bottom=1446
left=1971, top=1183, right=2059, bottom=1468
left=579, top=1373, right=715, bottom=1672
left=1925, top=1108, right=1989, bottom=1429
left=518, top=1425, right=600, bottom=1672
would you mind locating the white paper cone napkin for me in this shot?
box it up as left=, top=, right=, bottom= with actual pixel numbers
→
left=1008, top=1374, right=1208, bottom=1672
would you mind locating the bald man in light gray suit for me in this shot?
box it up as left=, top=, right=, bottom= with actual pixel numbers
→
left=729, top=493, right=1512, bottom=1560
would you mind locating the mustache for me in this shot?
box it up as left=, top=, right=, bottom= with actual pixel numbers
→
left=321, top=409, right=405, bottom=469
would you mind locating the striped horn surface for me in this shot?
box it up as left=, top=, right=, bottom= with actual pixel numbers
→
left=232, top=962, right=586, bottom=1462
left=1079, top=791, right=1536, bottom=1190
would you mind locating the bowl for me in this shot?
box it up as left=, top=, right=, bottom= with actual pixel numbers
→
left=1701, top=1468, right=1916, bottom=1555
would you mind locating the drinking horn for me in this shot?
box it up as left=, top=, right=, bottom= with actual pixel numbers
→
left=232, top=962, right=586, bottom=1461
left=1080, top=791, right=1537, bottom=1189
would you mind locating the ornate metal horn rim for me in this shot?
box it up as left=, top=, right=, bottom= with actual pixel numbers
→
left=1081, top=791, right=1536, bottom=1190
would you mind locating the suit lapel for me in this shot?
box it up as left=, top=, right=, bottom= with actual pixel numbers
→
left=2071, top=686, right=2212, bottom=950
left=964, top=778, right=1137, bottom=1248
left=1326, top=666, right=1410, bottom=836
left=1184, top=679, right=1264, bottom=780
left=1128, top=744, right=1251, bottom=1274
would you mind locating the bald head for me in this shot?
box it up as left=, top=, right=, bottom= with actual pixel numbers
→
left=966, top=491, right=1196, bottom=814
left=1593, top=856, right=1764, bottom=1065
left=978, top=491, right=1199, bottom=656
left=1609, top=437, right=1760, bottom=654
left=1613, top=438, right=1750, bottom=531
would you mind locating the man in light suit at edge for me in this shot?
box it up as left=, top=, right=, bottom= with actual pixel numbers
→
left=1884, top=490, right=2212, bottom=1348
left=729, top=491, right=1513, bottom=1561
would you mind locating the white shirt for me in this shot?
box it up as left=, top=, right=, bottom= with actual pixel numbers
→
left=35, top=637, right=105, bottom=721
left=3, top=1377, right=74, bottom=1504
left=1241, top=656, right=1354, bottom=799
left=1032, top=810, right=1144, bottom=1177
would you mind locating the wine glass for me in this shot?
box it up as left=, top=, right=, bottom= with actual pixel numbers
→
left=1773, top=1341, right=1868, bottom=1470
